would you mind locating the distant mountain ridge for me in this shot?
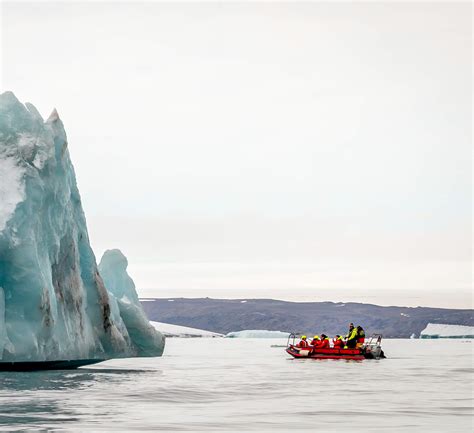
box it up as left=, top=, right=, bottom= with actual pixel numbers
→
left=141, top=298, right=474, bottom=338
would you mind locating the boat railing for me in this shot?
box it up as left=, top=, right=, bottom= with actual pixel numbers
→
left=365, top=333, right=383, bottom=348
left=286, top=332, right=301, bottom=347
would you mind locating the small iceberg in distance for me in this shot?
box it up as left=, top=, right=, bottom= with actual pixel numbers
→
left=226, top=330, right=290, bottom=338
left=420, top=323, right=474, bottom=339
left=0, top=92, right=164, bottom=365
left=150, top=321, right=223, bottom=338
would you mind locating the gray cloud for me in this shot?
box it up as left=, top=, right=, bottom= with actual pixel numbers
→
left=2, top=1, right=471, bottom=307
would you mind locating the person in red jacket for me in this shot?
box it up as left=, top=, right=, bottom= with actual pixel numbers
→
left=319, top=334, right=330, bottom=348
left=296, top=335, right=309, bottom=348
left=333, top=335, right=344, bottom=348
left=310, top=335, right=321, bottom=348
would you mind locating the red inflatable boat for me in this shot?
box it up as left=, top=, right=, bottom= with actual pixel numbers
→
left=286, top=334, right=385, bottom=360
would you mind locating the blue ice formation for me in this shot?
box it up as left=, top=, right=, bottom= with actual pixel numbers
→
left=0, top=92, right=164, bottom=362
left=99, top=249, right=164, bottom=356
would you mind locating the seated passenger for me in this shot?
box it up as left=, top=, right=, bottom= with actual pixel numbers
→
left=332, top=335, right=344, bottom=348
left=296, top=335, right=309, bottom=348
left=356, top=326, right=365, bottom=347
left=309, top=335, right=320, bottom=348
left=319, top=334, right=330, bottom=348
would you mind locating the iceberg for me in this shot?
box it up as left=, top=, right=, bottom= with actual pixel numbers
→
left=420, top=323, right=474, bottom=339
left=99, top=249, right=166, bottom=354
left=226, top=330, right=290, bottom=338
left=0, top=92, right=164, bottom=363
left=150, top=321, right=223, bottom=338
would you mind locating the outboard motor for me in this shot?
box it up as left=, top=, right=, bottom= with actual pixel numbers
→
left=362, top=334, right=385, bottom=359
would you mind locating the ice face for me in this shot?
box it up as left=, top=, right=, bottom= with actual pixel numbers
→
left=99, top=250, right=140, bottom=305
left=0, top=92, right=164, bottom=361
left=99, top=250, right=165, bottom=356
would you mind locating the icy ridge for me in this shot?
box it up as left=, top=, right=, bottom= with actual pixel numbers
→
left=0, top=92, right=164, bottom=361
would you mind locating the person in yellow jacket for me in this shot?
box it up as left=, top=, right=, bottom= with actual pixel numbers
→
left=345, top=323, right=358, bottom=348
left=356, top=326, right=366, bottom=348
left=345, top=323, right=354, bottom=339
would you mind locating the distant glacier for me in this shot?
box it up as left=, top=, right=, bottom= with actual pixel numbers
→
left=150, top=321, right=223, bottom=338
left=226, top=330, right=290, bottom=338
left=420, top=323, right=474, bottom=339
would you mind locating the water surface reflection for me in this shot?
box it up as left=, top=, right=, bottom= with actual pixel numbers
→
left=0, top=339, right=472, bottom=432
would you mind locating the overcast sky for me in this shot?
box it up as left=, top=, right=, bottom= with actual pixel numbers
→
left=1, top=1, right=472, bottom=307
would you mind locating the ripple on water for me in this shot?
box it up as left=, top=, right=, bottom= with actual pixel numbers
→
left=0, top=339, right=473, bottom=432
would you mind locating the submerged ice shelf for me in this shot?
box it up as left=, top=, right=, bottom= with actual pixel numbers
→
left=0, top=92, right=164, bottom=362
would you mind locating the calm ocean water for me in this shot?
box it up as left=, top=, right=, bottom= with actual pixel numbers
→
left=0, top=339, right=472, bottom=432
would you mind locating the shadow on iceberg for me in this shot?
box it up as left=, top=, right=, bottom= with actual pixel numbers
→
left=0, top=92, right=165, bottom=369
